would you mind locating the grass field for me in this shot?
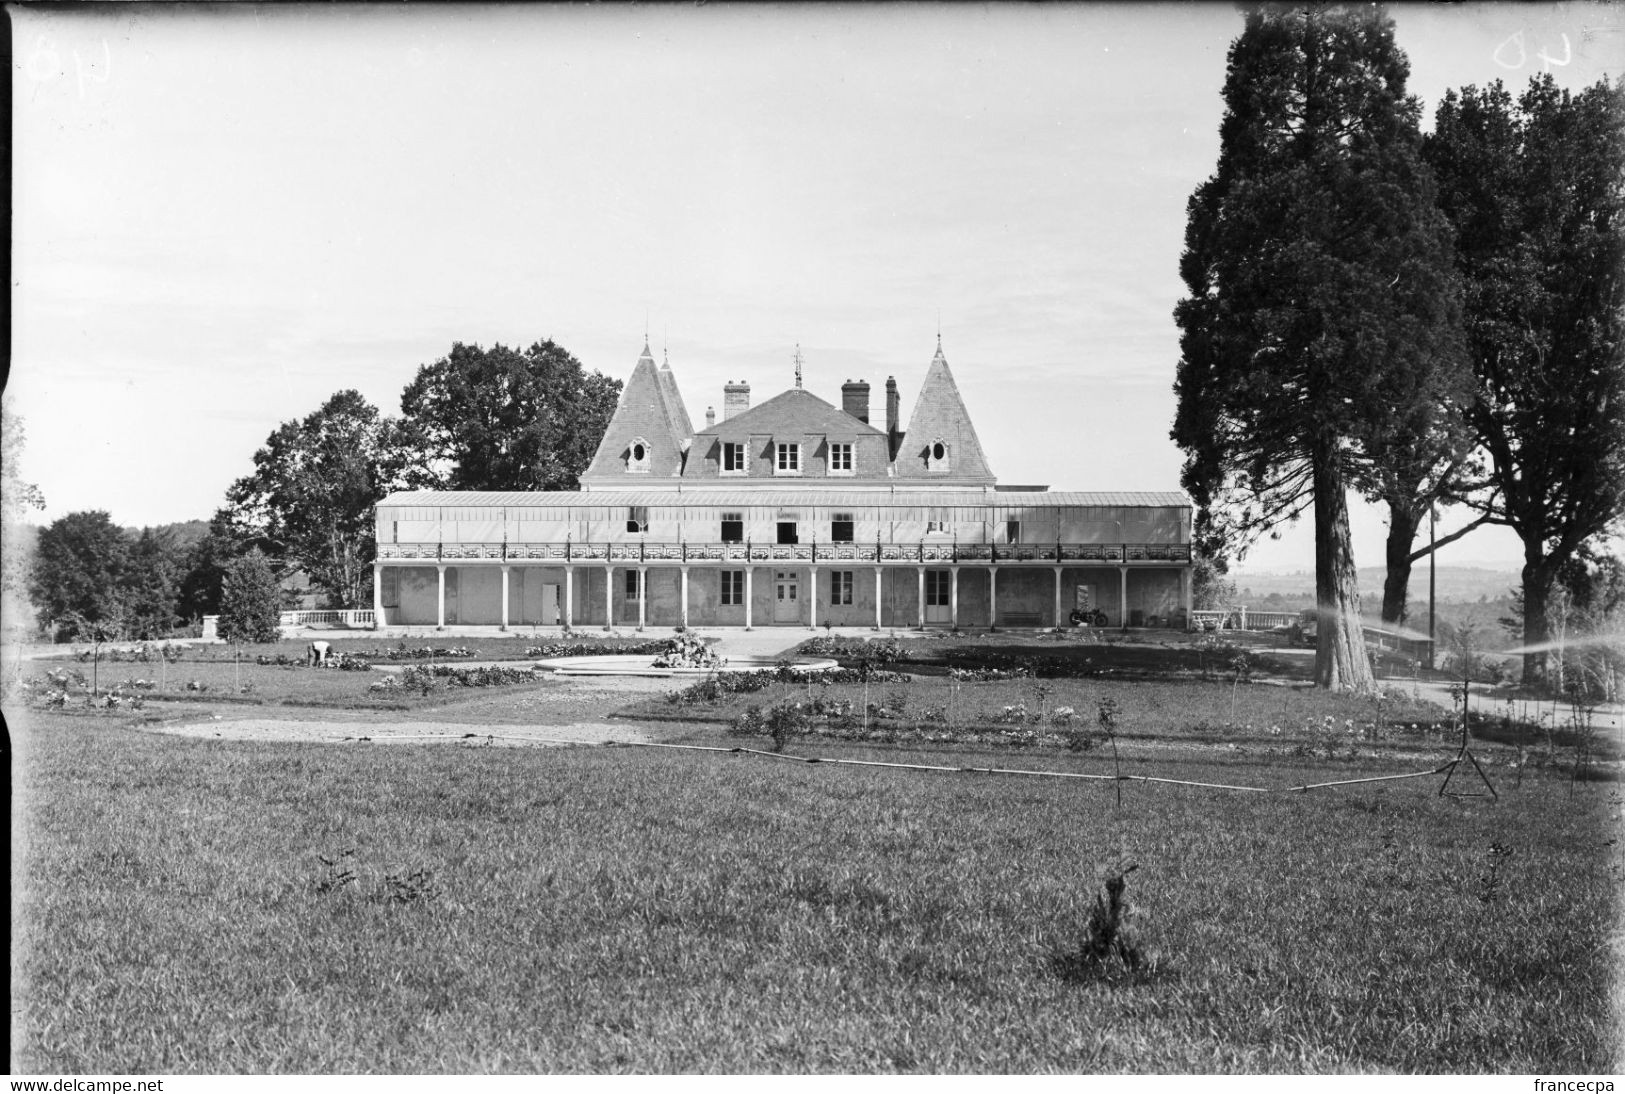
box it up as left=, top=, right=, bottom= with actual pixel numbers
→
left=9, top=632, right=1622, bottom=1073
left=11, top=710, right=1621, bottom=1073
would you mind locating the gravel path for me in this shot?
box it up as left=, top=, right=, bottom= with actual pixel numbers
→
left=149, top=717, right=652, bottom=747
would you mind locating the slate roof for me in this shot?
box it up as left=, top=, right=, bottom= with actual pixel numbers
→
left=694, top=387, right=885, bottom=438
left=378, top=489, right=1191, bottom=510
left=580, top=344, right=692, bottom=482
left=894, top=342, right=995, bottom=483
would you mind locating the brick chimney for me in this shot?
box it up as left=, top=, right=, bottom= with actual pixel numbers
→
left=841, top=379, right=870, bottom=424
left=723, top=380, right=750, bottom=421
left=885, top=376, right=901, bottom=458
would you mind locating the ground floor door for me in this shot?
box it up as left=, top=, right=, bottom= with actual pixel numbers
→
left=924, top=569, right=952, bottom=624
left=773, top=571, right=800, bottom=623
left=541, top=583, right=560, bottom=625
left=444, top=568, right=459, bottom=625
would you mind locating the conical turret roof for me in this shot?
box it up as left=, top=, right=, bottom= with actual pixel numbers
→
left=893, top=339, right=995, bottom=483
left=581, top=342, right=694, bottom=483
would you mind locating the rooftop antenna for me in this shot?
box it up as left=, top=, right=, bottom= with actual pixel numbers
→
left=793, top=343, right=804, bottom=389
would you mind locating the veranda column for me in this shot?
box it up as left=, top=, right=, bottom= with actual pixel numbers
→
left=637, top=566, right=647, bottom=631
left=372, top=562, right=384, bottom=629
left=949, top=567, right=959, bottom=631
left=744, top=567, right=754, bottom=630
left=604, top=565, right=614, bottom=631
left=808, top=567, right=817, bottom=629
left=436, top=565, right=447, bottom=630
left=916, top=566, right=926, bottom=629
left=1181, top=566, right=1192, bottom=628
left=1119, top=566, right=1130, bottom=629
left=564, top=567, right=574, bottom=629
left=873, top=568, right=883, bottom=630
left=680, top=566, right=689, bottom=629
left=1053, top=566, right=1063, bottom=631
left=988, top=567, right=998, bottom=630
left=500, top=565, right=510, bottom=631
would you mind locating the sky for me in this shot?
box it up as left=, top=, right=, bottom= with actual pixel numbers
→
left=10, top=2, right=1621, bottom=576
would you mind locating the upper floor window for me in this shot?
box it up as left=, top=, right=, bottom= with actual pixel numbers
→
left=777, top=521, right=798, bottom=545
left=776, top=443, right=801, bottom=474
left=626, top=506, right=648, bottom=534
left=925, top=439, right=950, bottom=473
left=831, top=512, right=854, bottom=543
left=722, top=441, right=747, bottom=474
left=721, top=512, right=744, bottom=543
left=627, top=437, right=651, bottom=473
left=925, top=510, right=948, bottom=535
left=829, top=442, right=853, bottom=474
left=1003, top=519, right=1021, bottom=544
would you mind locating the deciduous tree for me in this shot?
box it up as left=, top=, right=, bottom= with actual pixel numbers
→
left=123, top=527, right=183, bottom=640
left=398, top=340, right=621, bottom=491
left=217, top=549, right=282, bottom=645
left=1424, top=75, right=1625, bottom=684
left=226, top=391, right=412, bottom=609
left=1173, top=3, right=1466, bottom=690
left=2, top=402, right=46, bottom=607
left=28, top=511, right=129, bottom=641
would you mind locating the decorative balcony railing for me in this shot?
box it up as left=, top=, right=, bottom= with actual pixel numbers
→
left=376, top=541, right=1193, bottom=564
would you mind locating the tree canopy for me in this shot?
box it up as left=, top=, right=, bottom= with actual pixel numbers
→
left=398, top=340, right=622, bottom=492
left=2, top=402, right=46, bottom=608
left=226, top=390, right=412, bottom=609
left=216, top=548, right=283, bottom=645
left=1424, top=75, right=1625, bottom=682
left=1172, top=3, right=1466, bottom=690
left=28, top=511, right=130, bottom=641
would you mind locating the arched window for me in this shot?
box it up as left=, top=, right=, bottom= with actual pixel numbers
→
left=627, top=436, right=651, bottom=473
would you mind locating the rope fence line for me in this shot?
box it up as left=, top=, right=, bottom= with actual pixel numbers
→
left=340, top=730, right=1477, bottom=796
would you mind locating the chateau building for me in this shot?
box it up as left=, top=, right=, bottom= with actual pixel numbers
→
left=371, top=339, right=1194, bottom=630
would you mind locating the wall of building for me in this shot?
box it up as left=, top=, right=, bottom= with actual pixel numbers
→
left=380, top=562, right=1185, bottom=629
left=378, top=503, right=1190, bottom=548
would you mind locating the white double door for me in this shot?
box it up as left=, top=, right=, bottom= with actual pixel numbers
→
left=924, top=570, right=952, bottom=624
left=773, top=571, right=801, bottom=623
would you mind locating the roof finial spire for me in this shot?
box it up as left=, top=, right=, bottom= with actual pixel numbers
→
left=793, top=343, right=804, bottom=389
left=663, top=329, right=669, bottom=368
left=936, top=310, right=943, bottom=355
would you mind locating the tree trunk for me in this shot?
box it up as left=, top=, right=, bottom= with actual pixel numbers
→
left=1313, top=441, right=1375, bottom=692
left=1381, top=501, right=1421, bottom=626
left=1520, top=547, right=1557, bottom=687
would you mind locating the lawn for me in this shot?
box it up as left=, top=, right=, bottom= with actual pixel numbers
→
left=10, top=711, right=1621, bottom=1073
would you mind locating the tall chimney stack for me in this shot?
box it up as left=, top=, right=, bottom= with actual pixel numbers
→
left=885, top=376, right=902, bottom=461
left=841, top=379, right=871, bottom=424
left=705, top=406, right=716, bottom=429
left=723, top=380, right=750, bottom=421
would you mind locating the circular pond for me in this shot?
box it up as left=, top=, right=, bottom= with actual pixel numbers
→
left=532, top=655, right=839, bottom=678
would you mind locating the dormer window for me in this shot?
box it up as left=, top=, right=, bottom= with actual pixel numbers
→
left=925, top=439, right=951, bottom=473
left=627, top=437, right=651, bottom=473
left=722, top=441, right=747, bottom=474
left=829, top=442, right=853, bottom=474
left=775, top=442, right=802, bottom=475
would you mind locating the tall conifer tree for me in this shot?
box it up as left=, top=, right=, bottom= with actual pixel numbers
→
left=1173, top=3, right=1465, bottom=690
left=1425, top=76, right=1625, bottom=683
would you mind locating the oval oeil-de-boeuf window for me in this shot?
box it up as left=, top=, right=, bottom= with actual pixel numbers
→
left=633, top=443, right=646, bottom=461
left=932, top=442, right=946, bottom=461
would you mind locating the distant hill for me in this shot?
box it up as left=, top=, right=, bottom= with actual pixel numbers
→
left=1230, top=565, right=1521, bottom=605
